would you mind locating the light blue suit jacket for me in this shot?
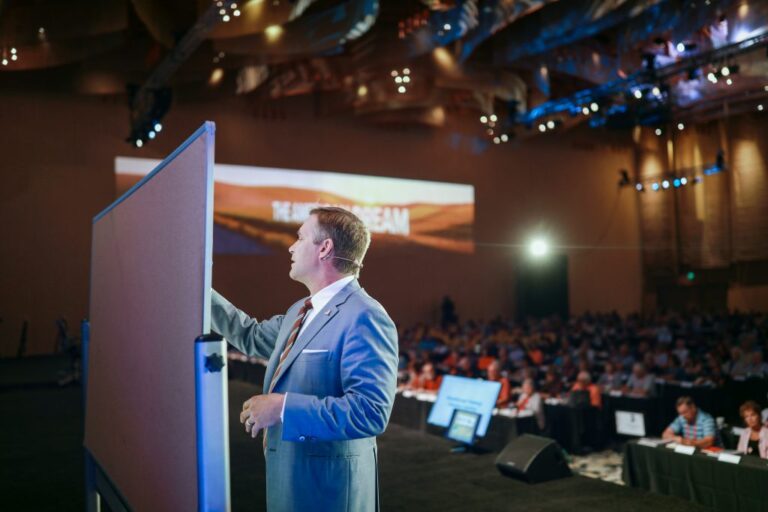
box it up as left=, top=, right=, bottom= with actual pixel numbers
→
left=211, top=280, right=398, bottom=512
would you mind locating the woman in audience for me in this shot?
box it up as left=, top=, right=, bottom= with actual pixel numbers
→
left=515, top=378, right=545, bottom=430
left=737, top=401, right=768, bottom=458
left=417, top=362, right=443, bottom=392
left=452, top=354, right=477, bottom=379
left=403, top=361, right=424, bottom=390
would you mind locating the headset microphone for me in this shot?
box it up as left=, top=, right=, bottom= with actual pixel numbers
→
left=322, top=254, right=363, bottom=268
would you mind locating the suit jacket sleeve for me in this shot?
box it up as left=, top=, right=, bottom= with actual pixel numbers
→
left=210, top=289, right=283, bottom=360
left=281, top=306, right=399, bottom=441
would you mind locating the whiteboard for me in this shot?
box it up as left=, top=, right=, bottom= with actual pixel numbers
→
left=85, top=122, right=215, bottom=511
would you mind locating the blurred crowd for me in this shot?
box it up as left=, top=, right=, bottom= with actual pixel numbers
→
left=398, top=308, right=768, bottom=408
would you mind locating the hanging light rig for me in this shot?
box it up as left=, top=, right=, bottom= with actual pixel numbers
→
left=619, top=150, right=725, bottom=192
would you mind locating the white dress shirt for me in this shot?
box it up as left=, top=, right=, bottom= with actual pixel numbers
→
left=280, top=275, right=355, bottom=420
left=297, top=275, right=355, bottom=338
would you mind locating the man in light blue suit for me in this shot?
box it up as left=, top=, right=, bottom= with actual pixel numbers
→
left=211, top=206, right=399, bottom=511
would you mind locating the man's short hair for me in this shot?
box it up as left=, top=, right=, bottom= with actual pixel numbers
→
left=676, top=396, right=695, bottom=408
left=310, top=206, right=370, bottom=277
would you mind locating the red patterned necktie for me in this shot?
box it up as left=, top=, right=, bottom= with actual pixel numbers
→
left=263, top=298, right=313, bottom=450
left=268, top=298, right=313, bottom=393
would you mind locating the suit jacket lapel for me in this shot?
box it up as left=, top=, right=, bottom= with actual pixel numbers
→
left=270, top=280, right=360, bottom=390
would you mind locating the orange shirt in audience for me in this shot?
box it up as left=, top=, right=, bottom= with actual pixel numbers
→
left=478, top=356, right=495, bottom=371
left=422, top=375, right=443, bottom=392
left=570, top=382, right=602, bottom=408
left=491, top=378, right=511, bottom=407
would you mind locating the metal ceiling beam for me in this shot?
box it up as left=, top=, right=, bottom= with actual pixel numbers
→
left=128, top=2, right=222, bottom=142
left=519, top=30, right=768, bottom=125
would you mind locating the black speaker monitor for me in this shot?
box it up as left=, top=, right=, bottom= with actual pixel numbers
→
left=495, top=435, right=572, bottom=483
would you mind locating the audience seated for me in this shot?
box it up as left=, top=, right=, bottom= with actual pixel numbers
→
left=662, top=396, right=717, bottom=449
left=395, top=309, right=767, bottom=432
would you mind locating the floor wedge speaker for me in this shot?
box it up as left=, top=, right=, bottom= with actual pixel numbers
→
left=495, top=434, right=572, bottom=483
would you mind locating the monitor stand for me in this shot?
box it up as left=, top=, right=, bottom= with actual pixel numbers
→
left=449, top=443, right=487, bottom=454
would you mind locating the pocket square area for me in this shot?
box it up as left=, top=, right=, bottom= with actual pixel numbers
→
left=301, top=349, right=329, bottom=354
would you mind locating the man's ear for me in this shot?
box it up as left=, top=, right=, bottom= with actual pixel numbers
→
left=319, top=238, right=334, bottom=260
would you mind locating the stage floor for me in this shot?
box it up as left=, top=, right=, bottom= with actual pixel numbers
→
left=0, top=365, right=706, bottom=511
left=228, top=381, right=705, bottom=512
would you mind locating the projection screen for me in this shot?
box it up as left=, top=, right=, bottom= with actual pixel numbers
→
left=114, top=159, right=475, bottom=254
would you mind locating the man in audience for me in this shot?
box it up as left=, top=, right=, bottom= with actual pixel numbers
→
left=624, top=363, right=655, bottom=397
left=598, top=361, right=623, bottom=392
left=616, top=343, right=636, bottom=372
left=673, top=338, right=689, bottom=365
left=727, top=346, right=750, bottom=377
left=744, top=351, right=768, bottom=378
left=540, top=367, right=563, bottom=398
left=557, top=353, right=578, bottom=383
left=662, top=396, right=717, bottom=448
left=486, top=360, right=510, bottom=407
left=570, top=371, right=602, bottom=408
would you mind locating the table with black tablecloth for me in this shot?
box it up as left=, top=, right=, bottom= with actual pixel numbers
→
left=544, top=402, right=603, bottom=454
left=623, top=440, right=768, bottom=512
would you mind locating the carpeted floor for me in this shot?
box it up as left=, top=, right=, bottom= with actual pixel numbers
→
left=569, top=450, right=624, bottom=485
left=0, top=358, right=708, bottom=511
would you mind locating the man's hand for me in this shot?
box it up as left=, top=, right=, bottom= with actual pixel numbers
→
left=240, top=393, right=285, bottom=438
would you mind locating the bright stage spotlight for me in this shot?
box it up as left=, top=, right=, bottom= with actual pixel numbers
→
left=528, top=238, right=550, bottom=258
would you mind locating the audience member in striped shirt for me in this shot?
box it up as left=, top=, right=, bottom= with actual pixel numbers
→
left=662, top=396, right=717, bottom=449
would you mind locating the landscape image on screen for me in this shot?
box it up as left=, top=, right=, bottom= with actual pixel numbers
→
left=115, top=157, right=475, bottom=255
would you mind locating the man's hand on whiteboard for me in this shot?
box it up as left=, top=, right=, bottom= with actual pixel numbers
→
left=241, top=393, right=285, bottom=438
